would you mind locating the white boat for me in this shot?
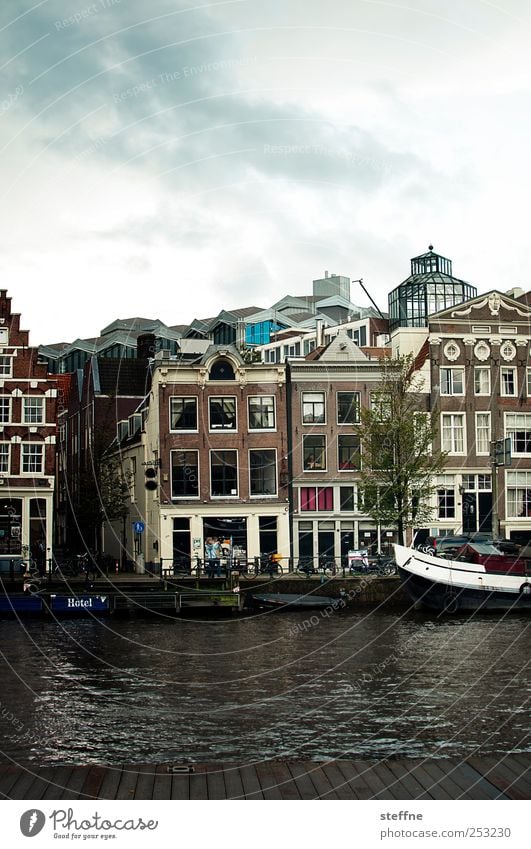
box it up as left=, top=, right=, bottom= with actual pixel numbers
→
left=394, top=542, right=531, bottom=612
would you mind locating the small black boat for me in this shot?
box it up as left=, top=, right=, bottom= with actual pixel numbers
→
left=248, top=592, right=342, bottom=610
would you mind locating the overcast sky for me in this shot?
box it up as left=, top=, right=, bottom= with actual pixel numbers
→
left=1, top=0, right=530, bottom=345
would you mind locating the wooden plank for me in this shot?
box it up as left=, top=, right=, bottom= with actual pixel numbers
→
left=269, top=761, right=301, bottom=800
left=40, top=766, right=76, bottom=800
left=348, top=760, right=397, bottom=799
left=97, top=766, right=123, bottom=800
left=286, top=762, right=317, bottom=799
left=334, top=760, right=374, bottom=799
left=199, top=763, right=225, bottom=800
left=300, top=761, right=339, bottom=799
left=7, top=765, right=42, bottom=799
left=115, top=766, right=140, bottom=800
left=152, top=764, right=172, bottom=800
left=169, top=771, right=189, bottom=800
left=404, top=760, right=456, bottom=801
left=57, top=766, right=93, bottom=799
left=25, top=767, right=63, bottom=800
left=133, top=765, right=157, bottom=800
left=254, top=762, right=284, bottom=800
left=238, top=763, right=264, bottom=799
left=0, top=765, right=24, bottom=798
left=506, top=754, right=531, bottom=773
left=78, top=765, right=107, bottom=799
left=321, top=762, right=358, bottom=799
left=493, top=755, right=531, bottom=789
left=364, top=760, right=404, bottom=799
left=467, top=757, right=528, bottom=801
left=189, top=768, right=208, bottom=800
left=382, top=759, right=434, bottom=800
left=446, top=760, right=506, bottom=800
left=222, top=764, right=245, bottom=800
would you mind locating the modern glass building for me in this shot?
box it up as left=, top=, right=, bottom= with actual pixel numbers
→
left=388, top=247, right=477, bottom=332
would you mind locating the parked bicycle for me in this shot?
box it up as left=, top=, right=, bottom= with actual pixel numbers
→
left=296, top=557, right=337, bottom=577
left=52, top=552, right=90, bottom=579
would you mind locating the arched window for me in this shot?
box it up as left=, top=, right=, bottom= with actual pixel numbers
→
left=209, top=359, right=235, bottom=381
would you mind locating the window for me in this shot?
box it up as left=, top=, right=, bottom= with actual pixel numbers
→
left=478, top=474, right=491, bottom=490
left=475, top=412, right=491, bottom=455
left=249, top=449, right=277, bottom=496
left=22, top=444, right=44, bottom=474
left=210, top=450, right=238, bottom=496
left=506, top=472, right=531, bottom=517
left=437, top=476, right=456, bottom=519
left=370, top=392, right=391, bottom=421
left=0, top=397, right=10, bottom=423
left=337, top=392, right=360, bottom=424
left=170, top=397, right=197, bottom=431
left=171, top=450, right=199, bottom=498
left=248, top=396, right=275, bottom=430
left=500, top=367, right=517, bottom=397
left=303, top=435, right=326, bottom=470
left=441, top=414, right=465, bottom=454
left=209, top=397, right=236, bottom=430
left=0, top=357, right=12, bottom=377
left=338, top=434, right=361, bottom=470
left=23, top=397, right=44, bottom=424
left=302, top=392, right=325, bottom=424
left=300, top=487, right=333, bottom=511
left=505, top=413, right=531, bottom=455
left=340, top=486, right=355, bottom=511
left=527, top=368, right=531, bottom=397
left=0, top=444, right=9, bottom=473
left=440, top=367, right=464, bottom=395
left=474, top=367, right=491, bottom=396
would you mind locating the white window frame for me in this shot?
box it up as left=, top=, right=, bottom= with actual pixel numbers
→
left=248, top=448, right=277, bottom=497
left=336, top=391, right=361, bottom=425
left=506, top=471, right=531, bottom=518
left=302, top=392, right=326, bottom=425
left=441, top=413, right=466, bottom=455
left=505, top=412, right=531, bottom=457
left=302, top=434, right=327, bottom=471
left=0, top=356, right=12, bottom=377
left=500, top=366, right=517, bottom=397
left=170, top=449, right=200, bottom=499
left=208, top=396, right=237, bottom=432
left=21, top=443, right=44, bottom=474
left=440, top=367, right=465, bottom=396
left=248, top=395, right=276, bottom=431
left=169, top=397, right=198, bottom=433
left=209, top=449, right=239, bottom=498
left=0, top=443, right=10, bottom=474
left=475, top=411, right=491, bottom=455
left=23, top=396, right=45, bottom=424
left=527, top=367, right=531, bottom=398
left=0, top=397, right=11, bottom=424
left=474, top=367, right=491, bottom=396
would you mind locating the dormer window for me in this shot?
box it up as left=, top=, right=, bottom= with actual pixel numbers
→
left=209, top=359, right=235, bottom=381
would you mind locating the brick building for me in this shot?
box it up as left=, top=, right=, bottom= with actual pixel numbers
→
left=0, top=290, right=57, bottom=562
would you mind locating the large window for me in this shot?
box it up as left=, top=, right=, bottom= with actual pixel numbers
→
left=249, top=449, right=277, bottom=496
left=338, top=434, right=361, bottom=470
left=505, top=413, right=531, bottom=455
left=248, top=396, right=275, bottom=430
left=300, top=487, right=333, bottom=511
left=209, top=397, right=236, bottom=430
left=302, top=392, right=325, bottom=424
left=171, top=450, right=199, bottom=498
left=337, top=392, right=360, bottom=424
left=437, top=476, right=456, bottom=519
left=475, top=412, right=491, bottom=455
left=339, top=486, right=356, bottom=511
left=210, top=450, right=238, bottom=496
left=506, top=472, right=531, bottom=517
left=474, top=367, right=491, bottom=396
left=170, top=397, right=197, bottom=431
left=0, top=444, right=9, bottom=473
left=500, top=367, right=517, bottom=397
left=23, top=397, right=44, bottom=424
left=0, top=398, right=10, bottom=423
left=440, top=367, right=464, bottom=396
left=22, top=443, right=44, bottom=474
left=370, top=392, right=391, bottom=421
left=441, top=413, right=465, bottom=454
left=303, top=435, right=326, bottom=470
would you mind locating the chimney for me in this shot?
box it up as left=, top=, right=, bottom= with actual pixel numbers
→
left=324, top=270, right=328, bottom=278
left=315, top=319, right=325, bottom=347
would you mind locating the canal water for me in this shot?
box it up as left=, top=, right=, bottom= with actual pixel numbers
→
left=0, top=609, right=528, bottom=765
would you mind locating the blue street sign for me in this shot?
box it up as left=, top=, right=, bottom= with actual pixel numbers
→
left=133, top=521, right=145, bottom=534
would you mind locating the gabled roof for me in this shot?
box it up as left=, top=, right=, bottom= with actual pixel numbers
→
left=429, top=289, right=531, bottom=322
left=306, top=330, right=369, bottom=363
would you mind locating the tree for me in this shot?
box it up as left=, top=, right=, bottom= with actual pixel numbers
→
left=358, top=353, right=447, bottom=545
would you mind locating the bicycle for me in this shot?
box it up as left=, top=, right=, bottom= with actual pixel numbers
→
left=296, top=557, right=336, bottom=577
left=254, top=557, right=284, bottom=577
left=52, top=553, right=89, bottom=579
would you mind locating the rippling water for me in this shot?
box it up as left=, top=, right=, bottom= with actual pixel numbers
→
left=0, top=608, right=529, bottom=765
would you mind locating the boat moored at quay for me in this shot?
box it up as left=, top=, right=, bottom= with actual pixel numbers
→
left=395, top=542, right=531, bottom=612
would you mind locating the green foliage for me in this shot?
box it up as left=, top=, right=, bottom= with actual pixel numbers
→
left=358, top=353, right=447, bottom=543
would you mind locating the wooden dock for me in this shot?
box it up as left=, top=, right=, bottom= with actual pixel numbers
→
left=0, top=756, right=528, bottom=800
